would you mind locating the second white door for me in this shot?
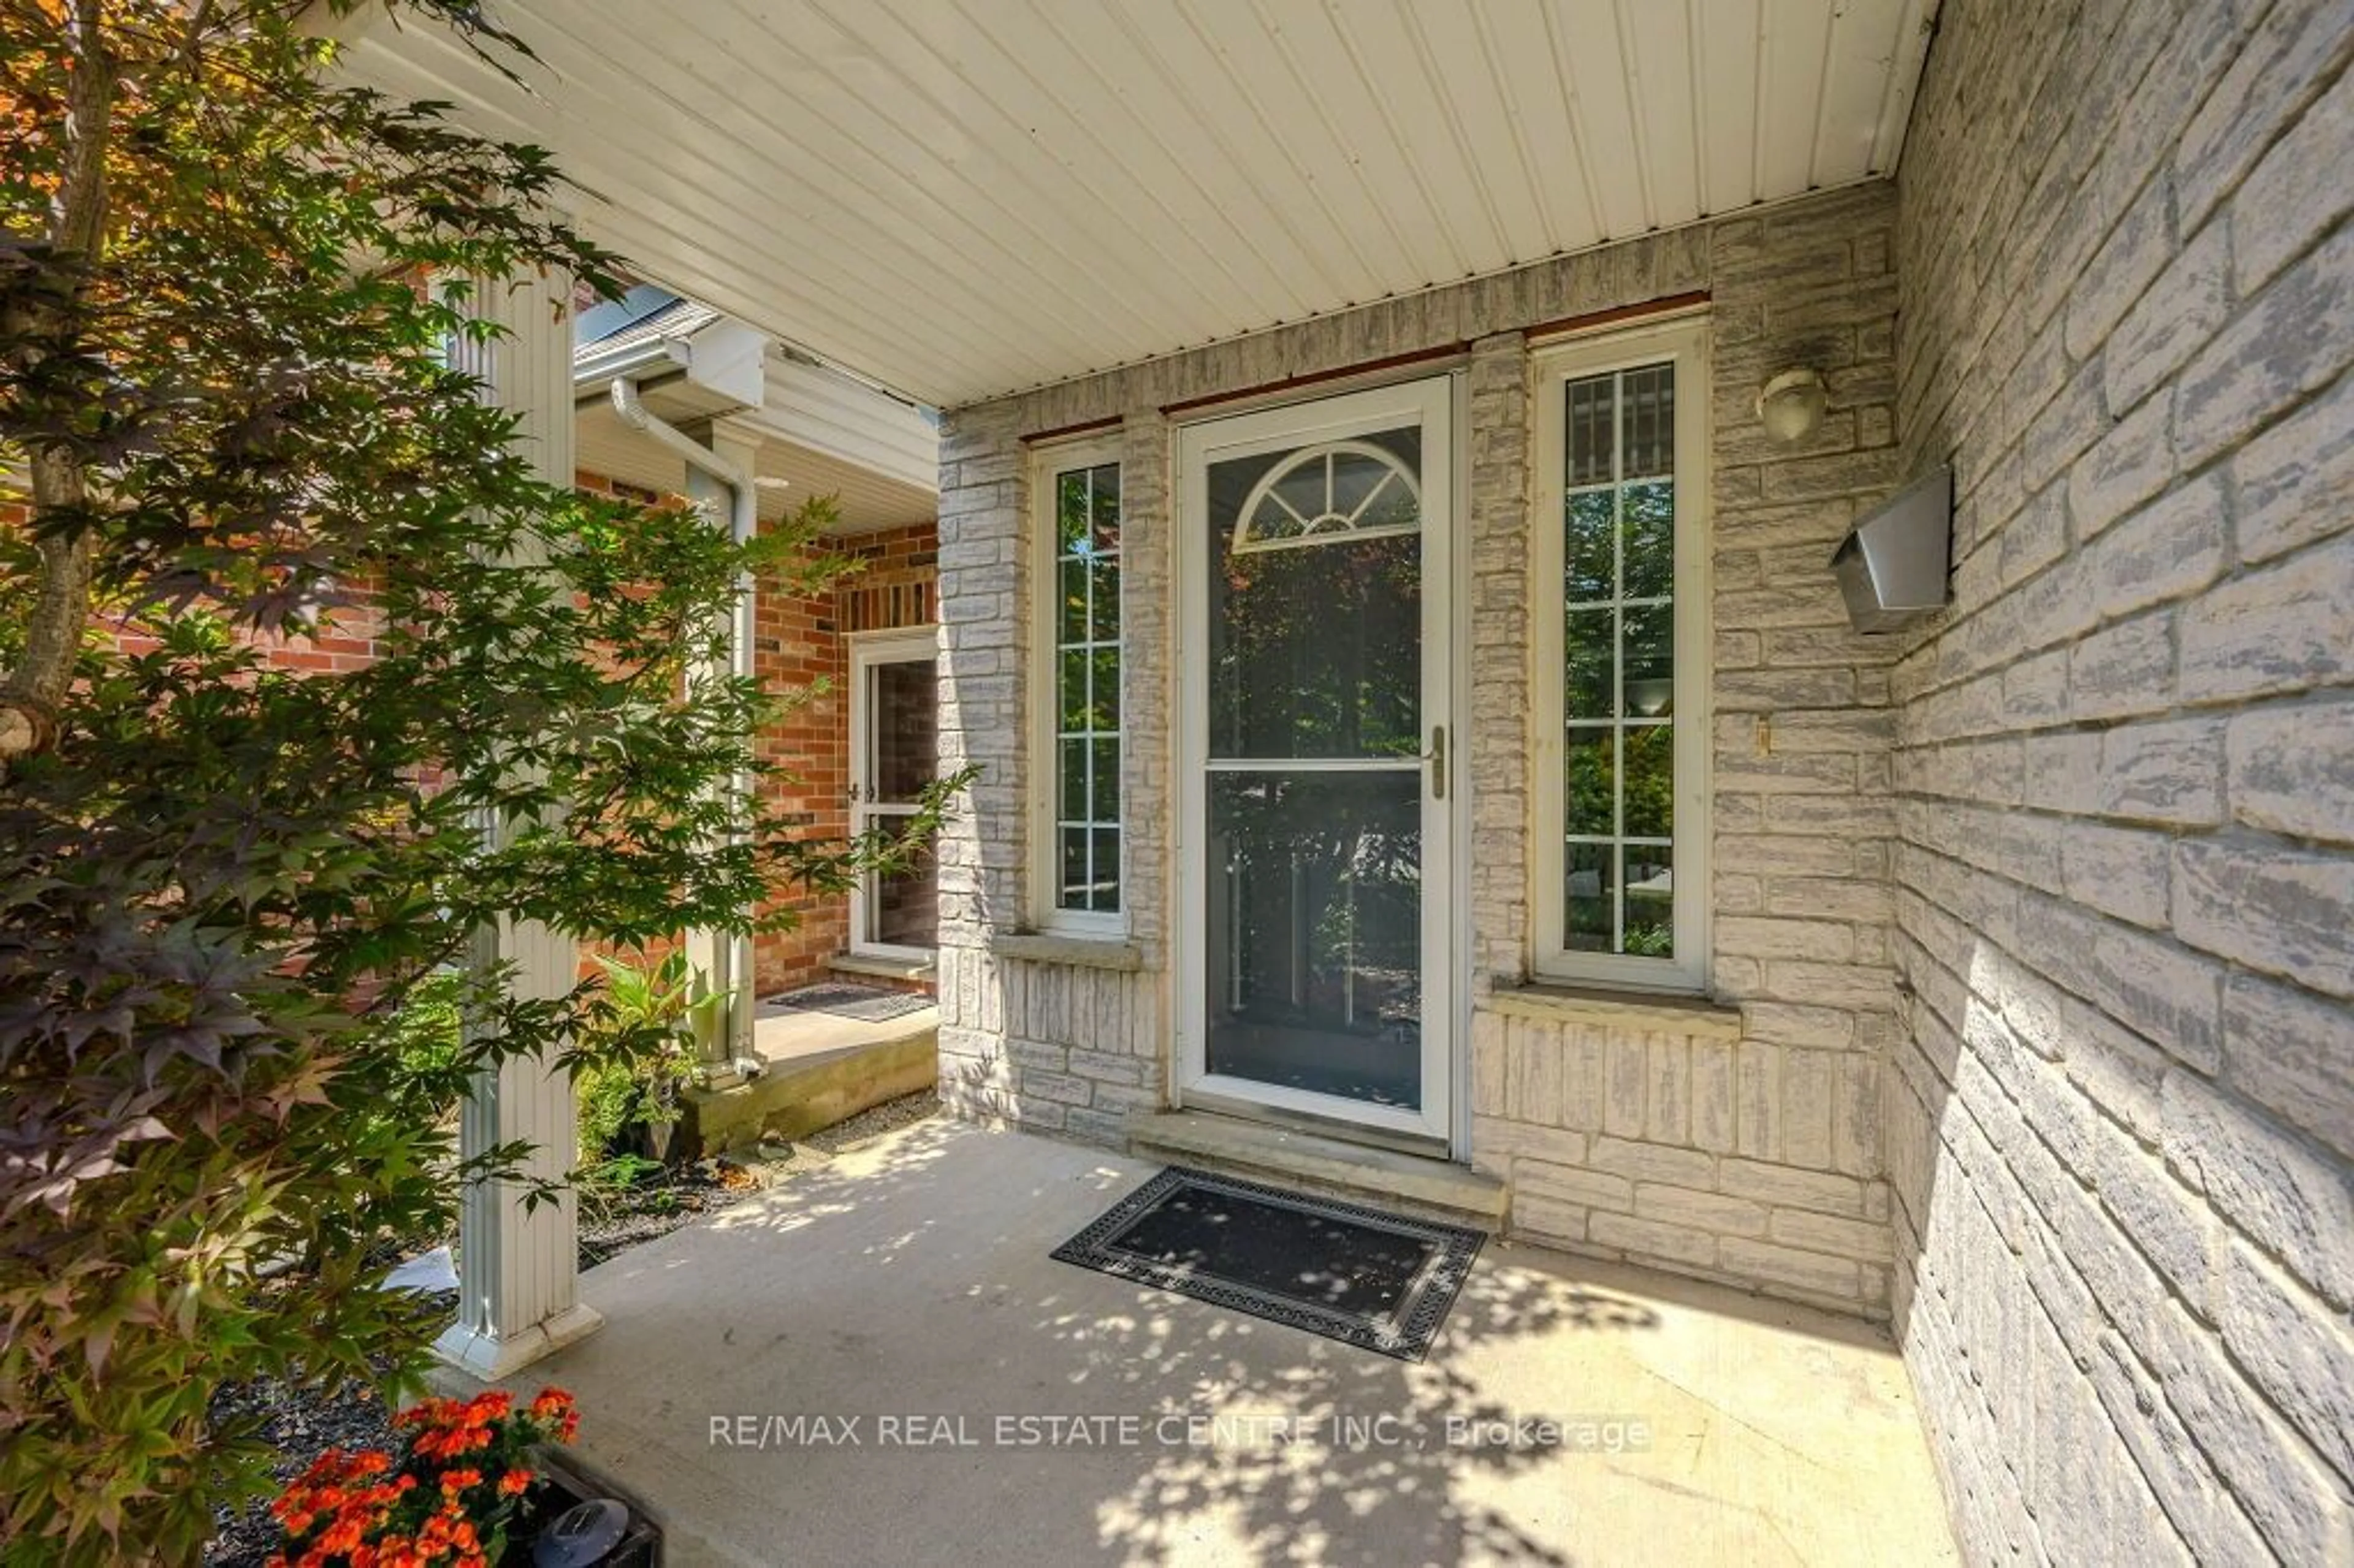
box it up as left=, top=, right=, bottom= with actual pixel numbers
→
left=848, top=629, right=939, bottom=961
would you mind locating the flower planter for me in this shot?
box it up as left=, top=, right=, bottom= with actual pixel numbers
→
left=515, top=1452, right=661, bottom=1567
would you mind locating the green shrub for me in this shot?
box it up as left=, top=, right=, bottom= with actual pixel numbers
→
left=576, top=1057, right=647, bottom=1169
left=574, top=950, right=710, bottom=1165
left=385, top=970, right=468, bottom=1095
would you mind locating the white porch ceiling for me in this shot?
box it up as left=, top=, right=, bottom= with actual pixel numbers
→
left=341, top=0, right=1937, bottom=409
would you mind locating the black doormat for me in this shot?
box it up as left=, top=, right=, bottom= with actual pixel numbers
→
left=1051, top=1166, right=1484, bottom=1361
left=761, top=983, right=933, bottom=1022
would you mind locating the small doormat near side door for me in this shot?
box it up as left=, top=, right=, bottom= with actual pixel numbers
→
left=761, top=982, right=933, bottom=1023
left=1050, top=1166, right=1483, bottom=1361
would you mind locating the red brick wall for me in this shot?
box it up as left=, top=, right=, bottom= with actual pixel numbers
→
left=750, top=520, right=939, bottom=996
left=4, top=485, right=395, bottom=676
left=9, top=473, right=938, bottom=998
left=113, top=599, right=392, bottom=673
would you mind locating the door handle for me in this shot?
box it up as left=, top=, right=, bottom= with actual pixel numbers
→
left=1425, top=725, right=1447, bottom=800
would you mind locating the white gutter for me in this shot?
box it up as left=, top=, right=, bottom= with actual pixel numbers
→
left=572, top=333, right=676, bottom=394
left=570, top=301, right=726, bottom=392
left=610, top=376, right=761, bottom=1083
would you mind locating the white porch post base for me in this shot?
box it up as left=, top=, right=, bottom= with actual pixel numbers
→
left=435, top=919, right=600, bottom=1380
left=435, top=264, right=600, bottom=1381
left=434, top=1301, right=604, bottom=1382
left=436, top=926, right=600, bottom=1382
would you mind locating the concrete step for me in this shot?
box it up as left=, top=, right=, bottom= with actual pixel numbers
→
left=1127, top=1109, right=1509, bottom=1232
left=827, top=951, right=937, bottom=988
left=684, top=1012, right=937, bottom=1154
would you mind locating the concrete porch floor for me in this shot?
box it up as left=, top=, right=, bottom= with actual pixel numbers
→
left=512, top=1119, right=1959, bottom=1566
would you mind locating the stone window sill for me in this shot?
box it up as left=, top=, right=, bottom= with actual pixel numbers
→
left=987, top=932, right=1145, bottom=972
left=1484, top=980, right=1743, bottom=1040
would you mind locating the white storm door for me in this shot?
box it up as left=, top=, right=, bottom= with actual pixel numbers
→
left=1176, top=376, right=1455, bottom=1144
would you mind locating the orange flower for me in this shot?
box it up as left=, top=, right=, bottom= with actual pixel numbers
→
left=272, top=1392, right=577, bottom=1564
left=412, top=1423, right=492, bottom=1460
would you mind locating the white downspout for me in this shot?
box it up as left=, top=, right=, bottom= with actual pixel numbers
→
left=611, top=376, right=761, bottom=1085
left=611, top=377, right=755, bottom=530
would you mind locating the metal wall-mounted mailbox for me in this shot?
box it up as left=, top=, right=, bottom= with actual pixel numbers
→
left=1830, top=465, right=1953, bottom=633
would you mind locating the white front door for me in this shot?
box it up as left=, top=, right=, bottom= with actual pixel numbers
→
left=1176, top=377, right=1455, bottom=1145
left=848, top=628, right=939, bottom=961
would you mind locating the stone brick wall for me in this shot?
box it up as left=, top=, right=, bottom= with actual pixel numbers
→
left=933, top=411, right=1168, bottom=1142
left=1886, top=1, right=2354, bottom=1561
left=935, top=183, right=1914, bottom=1317
left=1466, top=189, right=1906, bottom=1319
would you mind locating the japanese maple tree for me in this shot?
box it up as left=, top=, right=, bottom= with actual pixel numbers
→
left=0, top=4, right=950, bottom=1560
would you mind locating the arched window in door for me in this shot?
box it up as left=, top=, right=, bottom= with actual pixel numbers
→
left=1230, top=439, right=1422, bottom=555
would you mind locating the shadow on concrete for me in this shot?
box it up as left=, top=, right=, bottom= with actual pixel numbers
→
left=517, top=1116, right=1952, bottom=1567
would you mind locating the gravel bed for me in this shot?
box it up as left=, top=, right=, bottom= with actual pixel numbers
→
left=577, top=1159, right=745, bottom=1268
left=206, top=1366, right=408, bottom=1568
left=805, top=1086, right=939, bottom=1149
left=767, top=1087, right=942, bottom=1171
left=204, top=1093, right=940, bottom=1566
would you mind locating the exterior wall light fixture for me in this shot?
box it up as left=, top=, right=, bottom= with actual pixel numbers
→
left=1756, top=367, right=1828, bottom=444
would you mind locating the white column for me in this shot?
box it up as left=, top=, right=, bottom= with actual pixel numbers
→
left=435, top=267, right=603, bottom=1379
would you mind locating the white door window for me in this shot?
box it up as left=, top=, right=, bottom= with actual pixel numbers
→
left=1176, top=377, right=1455, bottom=1144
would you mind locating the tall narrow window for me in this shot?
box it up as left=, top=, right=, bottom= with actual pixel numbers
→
left=1534, top=320, right=1709, bottom=991
left=1035, top=447, right=1123, bottom=926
